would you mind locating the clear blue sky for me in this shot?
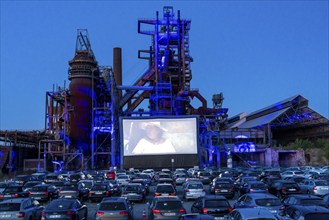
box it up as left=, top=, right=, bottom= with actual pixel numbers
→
left=1, top=1, right=328, bottom=130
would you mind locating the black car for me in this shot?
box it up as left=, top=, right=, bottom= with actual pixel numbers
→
left=0, top=186, right=29, bottom=200
left=121, top=183, right=145, bottom=203
left=22, top=181, right=43, bottom=193
left=59, top=182, right=89, bottom=201
left=281, top=194, right=327, bottom=209
left=210, top=182, right=235, bottom=199
left=239, top=180, right=268, bottom=196
left=279, top=205, right=329, bottom=220
left=268, top=180, right=301, bottom=199
left=191, top=195, right=232, bottom=218
left=29, top=184, right=59, bottom=202
left=148, top=196, right=186, bottom=219
left=14, top=175, right=32, bottom=186
left=89, top=183, right=112, bottom=202
left=41, top=198, right=87, bottom=220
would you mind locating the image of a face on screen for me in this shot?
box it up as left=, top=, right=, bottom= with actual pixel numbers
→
left=122, top=117, right=198, bottom=156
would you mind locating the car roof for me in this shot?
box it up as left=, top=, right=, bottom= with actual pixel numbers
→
left=285, top=194, right=322, bottom=199
left=202, top=195, right=228, bottom=200
left=288, top=205, right=329, bottom=214
left=234, top=208, right=277, bottom=218
left=244, top=193, right=278, bottom=199
left=154, top=196, right=180, bottom=201
left=0, top=198, right=28, bottom=203
left=101, top=197, right=128, bottom=202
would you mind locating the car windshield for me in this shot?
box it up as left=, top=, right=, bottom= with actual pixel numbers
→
left=157, top=186, right=174, bottom=193
left=250, top=184, right=267, bottom=189
left=81, top=182, right=93, bottom=188
left=255, top=198, right=281, bottom=206
left=125, top=186, right=140, bottom=192
left=92, top=185, right=107, bottom=190
left=248, top=218, right=276, bottom=220
left=304, top=213, right=329, bottom=220
left=300, top=199, right=324, bottom=205
left=31, top=186, right=47, bottom=191
left=205, top=199, right=229, bottom=208
left=99, top=202, right=126, bottom=211
left=282, top=183, right=298, bottom=188
left=315, top=181, right=329, bottom=186
left=156, top=201, right=182, bottom=210
left=4, top=187, right=21, bottom=193
left=215, top=183, right=231, bottom=188
left=47, top=200, right=73, bottom=210
left=188, top=183, right=203, bottom=189
left=61, top=186, right=77, bottom=190
left=0, top=203, right=20, bottom=211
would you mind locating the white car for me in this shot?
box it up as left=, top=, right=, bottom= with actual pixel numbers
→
left=183, top=181, right=206, bottom=201
left=116, top=175, right=130, bottom=186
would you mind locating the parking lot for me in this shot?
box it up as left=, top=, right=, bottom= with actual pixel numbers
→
left=0, top=166, right=329, bottom=219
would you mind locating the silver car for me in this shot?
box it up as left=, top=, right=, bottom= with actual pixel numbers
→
left=183, top=182, right=206, bottom=201
left=0, top=198, right=43, bottom=220
left=299, top=180, right=329, bottom=196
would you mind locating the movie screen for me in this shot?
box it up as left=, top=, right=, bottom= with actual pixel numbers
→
left=122, top=117, right=198, bottom=156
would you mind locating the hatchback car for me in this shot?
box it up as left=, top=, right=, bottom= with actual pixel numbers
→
left=155, top=184, right=176, bottom=197
left=278, top=205, right=329, bottom=220
left=268, top=180, right=301, bottom=199
left=281, top=194, right=327, bottom=209
left=58, top=183, right=88, bottom=200
left=95, top=197, right=133, bottom=220
left=148, top=196, right=186, bottom=219
left=0, top=197, right=44, bottom=220
left=225, top=208, right=277, bottom=220
left=298, top=180, right=329, bottom=196
left=121, top=183, right=145, bottom=203
left=41, top=198, right=87, bottom=220
left=183, top=182, right=206, bottom=201
left=89, top=183, right=112, bottom=202
left=191, top=195, right=232, bottom=218
left=210, top=182, right=235, bottom=199
left=234, top=193, right=282, bottom=214
left=239, top=180, right=268, bottom=196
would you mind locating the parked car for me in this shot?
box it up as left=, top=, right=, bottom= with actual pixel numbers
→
left=191, top=195, right=232, bottom=218
left=210, top=182, right=235, bottom=199
left=88, top=183, right=112, bottom=202
left=41, top=198, right=87, bottom=220
left=95, top=197, right=133, bottom=220
left=268, top=180, right=301, bottom=199
left=197, top=171, right=211, bottom=184
left=183, top=182, right=206, bottom=201
left=29, top=184, right=59, bottom=202
left=0, top=182, right=18, bottom=193
left=13, top=175, right=32, bottom=186
left=281, top=194, right=327, bottom=209
left=225, top=208, right=277, bottom=220
left=174, top=174, right=187, bottom=185
left=298, top=179, right=329, bottom=196
left=178, top=213, right=215, bottom=220
left=239, top=180, right=268, bottom=196
left=0, top=186, right=29, bottom=201
left=234, top=193, right=282, bottom=214
left=322, top=193, right=329, bottom=209
left=154, top=184, right=176, bottom=197
left=0, top=197, right=44, bottom=220
left=278, top=205, right=329, bottom=220
left=58, top=183, right=89, bottom=200
left=147, top=196, right=186, bottom=219
left=116, top=175, right=130, bottom=186
left=22, top=181, right=43, bottom=193
left=121, top=183, right=145, bottom=203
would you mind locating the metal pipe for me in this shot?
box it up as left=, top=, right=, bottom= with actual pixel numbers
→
left=117, top=86, right=154, bottom=91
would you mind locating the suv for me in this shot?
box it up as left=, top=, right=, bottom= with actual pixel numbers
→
left=95, top=197, right=133, bottom=220
left=191, top=195, right=232, bottom=218
left=148, top=196, right=186, bottom=219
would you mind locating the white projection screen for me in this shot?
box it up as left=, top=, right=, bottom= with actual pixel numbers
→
left=120, top=116, right=200, bottom=169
